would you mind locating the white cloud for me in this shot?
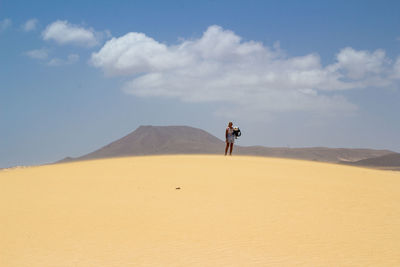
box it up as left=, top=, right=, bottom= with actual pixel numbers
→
left=332, top=47, right=388, bottom=80
left=48, top=54, right=79, bottom=66
left=42, top=20, right=103, bottom=47
left=0, top=18, right=12, bottom=32
left=91, top=25, right=400, bottom=115
left=25, top=48, right=79, bottom=66
left=25, top=48, right=48, bottom=60
left=22, top=18, right=38, bottom=32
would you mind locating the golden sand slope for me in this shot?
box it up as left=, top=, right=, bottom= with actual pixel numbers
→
left=1, top=155, right=400, bottom=266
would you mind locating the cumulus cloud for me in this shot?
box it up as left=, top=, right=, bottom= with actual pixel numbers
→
left=48, top=54, right=79, bottom=66
left=25, top=48, right=49, bottom=60
left=0, top=18, right=12, bottom=32
left=91, top=25, right=400, bottom=115
left=42, top=20, right=105, bottom=47
left=332, top=47, right=388, bottom=80
left=22, top=18, right=38, bottom=32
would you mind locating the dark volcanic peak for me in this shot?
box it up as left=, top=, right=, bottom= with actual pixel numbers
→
left=59, top=125, right=395, bottom=165
left=75, top=125, right=224, bottom=160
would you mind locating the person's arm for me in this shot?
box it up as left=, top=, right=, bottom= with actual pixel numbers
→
left=225, top=128, right=228, bottom=141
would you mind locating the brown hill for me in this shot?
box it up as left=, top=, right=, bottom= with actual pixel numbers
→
left=340, top=153, right=400, bottom=169
left=60, top=125, right=224, bottom=162
left=58, top=125, right=394, bottom=164
left=236, top=146, right=394, bottom=163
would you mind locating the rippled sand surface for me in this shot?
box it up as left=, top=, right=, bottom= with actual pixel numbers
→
left=1, top=155, right=400, bottom=266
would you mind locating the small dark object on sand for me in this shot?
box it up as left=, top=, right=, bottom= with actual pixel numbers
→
left=176, top=187, right=181, bottom=190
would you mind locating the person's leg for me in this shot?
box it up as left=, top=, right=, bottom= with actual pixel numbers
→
left=225, top=142, right=229, bottom=155
left=229, top=143, right=233, bottom=155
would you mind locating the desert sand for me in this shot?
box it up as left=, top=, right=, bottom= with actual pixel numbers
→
left=1, top=155, right=400, bottom=266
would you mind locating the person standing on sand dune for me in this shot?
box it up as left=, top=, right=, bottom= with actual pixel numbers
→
left=225, top=122, right=235, bottom=156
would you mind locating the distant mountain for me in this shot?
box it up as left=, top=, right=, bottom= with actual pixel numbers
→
left=59, top=125, right=224, bottom=162
left=340, top=153, right=400, bottom=168
left=236, top=146, right=393, bottom=163
left=58, top=125, right=394, bottom=164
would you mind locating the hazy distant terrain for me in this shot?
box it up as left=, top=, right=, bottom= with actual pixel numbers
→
left=59, top=125, right=395, bottom=167
left=340, top=153, right=400, bottom=170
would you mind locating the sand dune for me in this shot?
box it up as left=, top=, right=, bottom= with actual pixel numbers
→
left=1, top=155, right=400, bottom=266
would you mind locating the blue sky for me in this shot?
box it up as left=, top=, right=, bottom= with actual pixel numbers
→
left=1, top=0, right=400, bottom=167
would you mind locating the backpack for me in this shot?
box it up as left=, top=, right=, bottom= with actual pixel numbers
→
left=233, top=127, right=241, bottom=139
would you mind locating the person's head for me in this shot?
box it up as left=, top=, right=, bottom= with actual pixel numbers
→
left=228, top=122, right=233, bottom=127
